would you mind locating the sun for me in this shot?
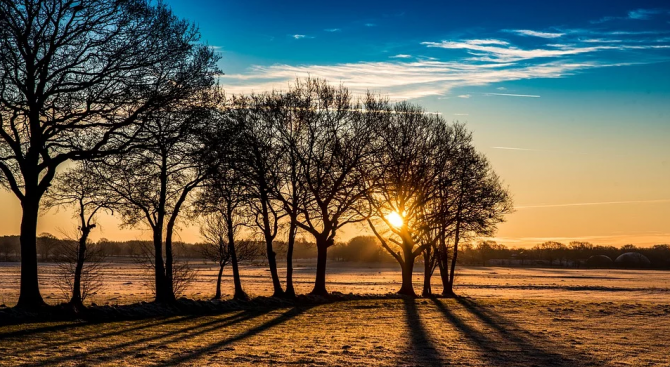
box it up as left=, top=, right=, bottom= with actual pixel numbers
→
left=386, top=211, right=404, bottom=228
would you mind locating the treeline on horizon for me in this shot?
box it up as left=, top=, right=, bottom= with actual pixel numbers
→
left=2, top=235, right=668, bottom=269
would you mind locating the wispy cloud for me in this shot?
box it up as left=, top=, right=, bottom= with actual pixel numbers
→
left=516, top=199, right=670, bottom=209
left=592, top=8, right=667, bottom=23
left=454, top=113, right=469, bottom=116
left=485, top=92, right=541, bottom=98
left=324, top=28, right=341, bottom=32
left=505, top=29, right=564, bottom=38
left=458, top=94, right=471, bottom=98
left=365, top=23, right=376, bottom=27
left=497, top=87, right=507, bottom=90
left=491, top=146, right=538, bottom=151
left=220, top=15, right=670, bottom=100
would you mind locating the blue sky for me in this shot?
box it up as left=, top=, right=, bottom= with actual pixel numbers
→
left=148, top=1, right=670, bottom=245
left=6, top=0, right=669, bottom=246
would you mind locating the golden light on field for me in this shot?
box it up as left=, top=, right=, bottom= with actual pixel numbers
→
left=386, top=211, right=404, bottom=228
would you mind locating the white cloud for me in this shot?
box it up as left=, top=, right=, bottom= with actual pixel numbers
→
left=485, top=92, right=541, bottom=98
left=458, top=94, right=471, bottom=99
left=292, top=34, right=308, bottom=39
left=390, top=54, right=412, bottom=58
left=466, top=39, right=510, bottom=45
left=324, top=28, right=341, bottom=32
left=497, top=87, right=507, bottom=90
left=506, top=29, right=564, bottom=38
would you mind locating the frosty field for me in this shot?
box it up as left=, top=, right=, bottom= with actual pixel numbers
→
left=1, top=263, right=669, bottom=366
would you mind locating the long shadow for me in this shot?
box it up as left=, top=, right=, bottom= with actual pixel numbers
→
left=12, top=315, right=199, bottom=355
left=21, top=310, right=268, bottom=367
left=400, top=298, right=442, bottom=367
left=155, top=305, right=314, bottom=366
left=433, top=298, right=601, bottom=366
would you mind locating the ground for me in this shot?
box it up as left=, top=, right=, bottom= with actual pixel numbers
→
left=1, top=263, right=669, bottom=366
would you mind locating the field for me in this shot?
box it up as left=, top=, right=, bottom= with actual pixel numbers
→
left=1, top=263, right=670, bottom=366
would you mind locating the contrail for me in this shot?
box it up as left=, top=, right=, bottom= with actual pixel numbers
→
left=517, top=199, right=670, bottom=209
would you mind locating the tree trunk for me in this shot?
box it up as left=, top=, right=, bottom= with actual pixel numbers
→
left=153, top=231, right=172, bottom=303
left=214, top=264, right=224, bottom=300
left=398, top=245, right=417, bottom=297
left=421, top=249, right=432, bottom=297
left=310, top=238, right=329, bottom=296
left=70, top=228, right=90, bottom=310
left=165, top=223, right=175, bottom=301
left=227, top=218, right=248, bottom=300
left=16, top=196, right=45, bottom=309
left=285, top=217, right=297, bottom=298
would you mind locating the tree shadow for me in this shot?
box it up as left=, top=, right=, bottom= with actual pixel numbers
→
left=20, top=309, right=269, bottom=367
left=155, top=305, right=314, bottom=366
left=400, top=298, right=443, bottom=366
left=432, top=298, right=603, bottom=366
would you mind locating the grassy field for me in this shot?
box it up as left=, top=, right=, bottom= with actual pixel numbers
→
left=1, top=264, right=670, bottom=366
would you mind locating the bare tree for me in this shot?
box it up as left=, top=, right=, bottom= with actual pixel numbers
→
left=42, top=161, right=112, bottom=309
left=196, top=114, right=253, bottom=300
left=51, top=237, right=106, bottom=308
left=365, top=102, right=449, bottom=296
left=0, top=0, right=219, bottom=308
left=287, top=79, right=376, bottom=296
left=432, top=143, right=513, bottom=296
left=230, top=94, right=287, bottom=297
left=199, top=212, right=259, bottom=299
left=95, top=91, right=218, bottom=303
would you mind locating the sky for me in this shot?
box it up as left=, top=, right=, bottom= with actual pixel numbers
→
left=1, top=0, right=669, bottom=248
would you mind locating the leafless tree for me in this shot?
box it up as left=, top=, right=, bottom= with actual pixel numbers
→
left=95, top=91, right=218, bottom=303
left=0, top=0, right=219, bottom=308
left=199, top=212, right=259, bottom=299
left=287, top=79, right=376, bottom=295
left=365, top=102, right=449, bottom=296
left=51, top=237, right=105, bottom=308
left=42, top=161, right=112, bottom=309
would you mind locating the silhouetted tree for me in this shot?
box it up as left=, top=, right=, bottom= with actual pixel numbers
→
left=42, top=162, right=112, bottom=309
left=366, top=102, right=449, bottom=296
left=0, top=0, right=218, bottom=308
left=288, top=79, right=376, bottom=295
left=95, top=93, right=217, bottom=303
left=199, top=211, right=259, bottom=299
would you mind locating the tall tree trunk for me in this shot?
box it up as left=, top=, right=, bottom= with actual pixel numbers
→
left=421, top=248, right=432, bottom=297
left=214, top=264, right=224, bottom=300
left=70, top=227, right=91, bottom=310
left=310, top=237, right=329, bottom=296
left=260, top=198, right=283, bottom=297
left=152, top=230, right=172, bottom=303
left=16, top=195, right=45, bottom=309
left=285, top=216, right=297, bottom=298
left=227, top=218, right=248, bottom=300
left=398, top=244, right=417, bottom=297
left=165, top=222, right=175, bottom=302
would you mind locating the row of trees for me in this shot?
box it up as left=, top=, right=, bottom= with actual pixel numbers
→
left=0, top=0, right=510, bottom=309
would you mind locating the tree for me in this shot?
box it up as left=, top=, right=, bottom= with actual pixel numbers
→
left=288, top=79, right=376, bottom=295
left=366, top=102, right=449, bottom=296
left=95, top=93, right=217, bottom=303
left=0, top=0, right=218, bottom=308
left=432, top=140, right=513, bottom=296
left=42, top=161, right=112, bottom=309
left=231, top=94, right=287, bottom=297
left=196, top=111, right=252, bottom=300
left=199, top=211, right=258, bottom=299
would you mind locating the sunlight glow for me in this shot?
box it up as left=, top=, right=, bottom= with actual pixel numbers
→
left=386, top=211, right=404, bottom=228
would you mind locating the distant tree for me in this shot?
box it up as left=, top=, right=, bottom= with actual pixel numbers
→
left=36, top=233, right=60, bottom=262
left=42, top=162, right=113, bottom=309
left=0, top=0, right=219, bottom=308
